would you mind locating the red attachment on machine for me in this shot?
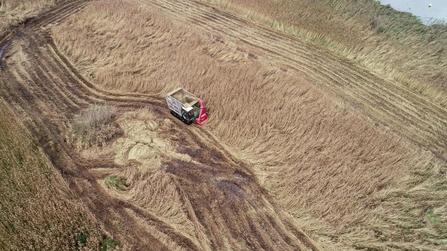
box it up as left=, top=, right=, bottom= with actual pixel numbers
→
left=165, top=88, right=208, bottom=126
left=194, top=98, right=208, bottom=126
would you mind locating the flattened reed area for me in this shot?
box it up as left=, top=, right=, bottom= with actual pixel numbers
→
left=52, top=0, right=447, bottom=250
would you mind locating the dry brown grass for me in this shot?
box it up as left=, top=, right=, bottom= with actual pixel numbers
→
left=51, top=0, right=447, bottom=250
left=0, top=99, right=103, bottom=250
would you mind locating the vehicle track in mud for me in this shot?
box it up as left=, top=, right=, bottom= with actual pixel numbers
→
left=0, top=0, right=321, bottom=250
left=139, top=0, right=447, bottom=161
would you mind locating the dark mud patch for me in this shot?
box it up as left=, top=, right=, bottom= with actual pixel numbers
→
left=0, top=39, right=11, bottom=69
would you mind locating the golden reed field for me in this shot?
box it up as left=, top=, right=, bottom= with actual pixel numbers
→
left=1, top=0, right=447, bottom=250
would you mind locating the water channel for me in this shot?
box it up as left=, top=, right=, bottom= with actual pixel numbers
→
left=378, top=0, right=447, bottom=24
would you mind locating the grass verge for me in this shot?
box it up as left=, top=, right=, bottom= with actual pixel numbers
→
left=104, top=175, right=126, bottom=190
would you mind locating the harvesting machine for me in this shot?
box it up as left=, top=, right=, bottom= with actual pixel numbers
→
left=165, top=88, right=208, bottom=125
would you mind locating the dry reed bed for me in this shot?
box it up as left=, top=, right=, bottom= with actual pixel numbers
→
left=52, top=0, right=447, bottom=250
left=0, top=100, right=102, bottom=250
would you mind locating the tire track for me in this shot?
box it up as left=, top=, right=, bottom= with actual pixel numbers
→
left=26, top=0, right=91, bottom=29
left=44, top=33, right=164, bottom=106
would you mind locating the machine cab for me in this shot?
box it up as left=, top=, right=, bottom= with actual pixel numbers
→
left=181, top=105, right=196, bottom=124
